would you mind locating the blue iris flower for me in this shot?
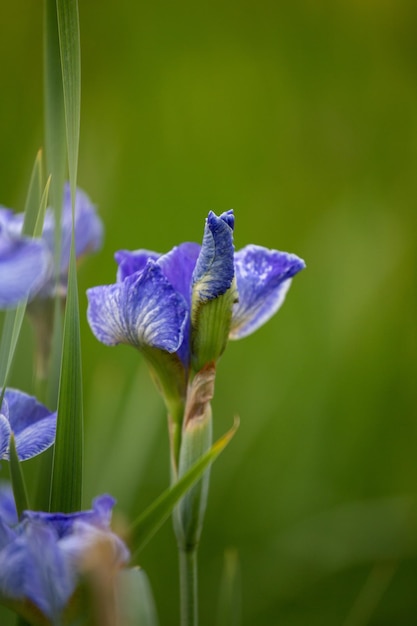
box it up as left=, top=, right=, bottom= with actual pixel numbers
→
left=4, top=183, right=103, bottom=301
left=87, top=210, right=304, bottom=405
left=0, top=212, right=51, bottom=309
left=0, top=486, right=129, bottom=624
left=0, top=389, right=57, bottom=461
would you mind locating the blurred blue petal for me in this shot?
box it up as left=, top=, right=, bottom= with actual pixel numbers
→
left=192, top=210, right=235, bottom=304
left=0, top=416, right=11, bottom=459
left=0, top=492, right=128, bottom=622
left=0, top=213, right=52, bottom=309
left=5, top=183, right=103, bottom=299
left=87, top=261, right=188, bottom=353
left=230, top=245, right=306, bottom=339
left=0, top=483, right=18, bottom=528
left=0, top=389, right=57, bottom=461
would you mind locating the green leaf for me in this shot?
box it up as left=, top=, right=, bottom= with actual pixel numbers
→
left=9, top=433, right=30, bottom=520
left=55, top=0, right=81, bottom=201
left=117, top=568, right=159, bottom=626
left=49, top=244, right=84, bottom=513
left=44, top=0, right=66, bottom=218
left=22, top=149, right=43, bottom=236
left=130, top=418, right=239, bottom=556
left=49, top=0, right=83, bottom=514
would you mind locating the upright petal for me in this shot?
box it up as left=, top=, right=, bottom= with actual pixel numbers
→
left=158, top=242, right=200, bottom=365
left=192, top=211, right=235, bottom=304
left=42, top=184, right=103, bottom=274
left=87, top=261, right=187, bottom=353
left=230, top=245, right=305, bottom=339
left=115, top=249, right=160, bottom=282
left=191, top=211, right=237, bottom=370
left=158, top=242, right=200, bottom=304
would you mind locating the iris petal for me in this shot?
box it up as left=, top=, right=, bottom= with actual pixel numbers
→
left=192, top=210, right=235, bottom=304
left=0, top=416, right=11, bottom=459
left=115, top=249, right=160, bottom=282
left=230, top=245, right=305, bottom=339
left=87, top=261, right=188, bottom=353
left=0, top=390, right=57, bottom=461
left=0, top=224, right=52, bottom=309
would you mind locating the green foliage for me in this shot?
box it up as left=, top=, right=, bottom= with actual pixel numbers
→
left=49, top=0, right=83, bottom=513
left=130, top=419, right=238, bottom=557
left=1, top=1, right=416, bottom=624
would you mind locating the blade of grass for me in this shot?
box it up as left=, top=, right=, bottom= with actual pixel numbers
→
left=43, top=0, right=67, bottom=408
left=9, top=434, right=30, bottom=519
left=130, top=418, right=239, bottom=557
left=44, top=0, right=66, bottom=216
left=49, top=0, right=83, bottom=513
left=49, top=245, right=83, bottom=512
left=55, top=0, right=81, bottom=198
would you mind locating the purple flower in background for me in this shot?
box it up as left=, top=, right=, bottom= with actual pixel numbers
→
left=5, top=183, right=103, bottom=299
left=0, top=211, right=51, bottom=309
left=87, top=211, right=305, bottom=400
left=0, top=488, right=129, bottom=624
left=0, top=389, right=57, bottom=461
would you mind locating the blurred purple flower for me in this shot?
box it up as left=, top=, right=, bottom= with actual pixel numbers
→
left=0, top=389, right=56, bottom=461
left=0, top=212, right=51, bottom=309
left=5, top=183, right=103, bottom=299
left=0, top=487, right=129, bottom=624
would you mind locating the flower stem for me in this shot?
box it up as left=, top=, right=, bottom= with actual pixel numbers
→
left=179, top=547, right=198, bottom=626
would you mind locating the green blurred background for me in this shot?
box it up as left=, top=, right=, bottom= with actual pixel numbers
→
left=1, top=0, right=416, bottom=624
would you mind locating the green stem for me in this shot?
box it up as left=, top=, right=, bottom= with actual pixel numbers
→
left=179, top=547, right=198, bottom=626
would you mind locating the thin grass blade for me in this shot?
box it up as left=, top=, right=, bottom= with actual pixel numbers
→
left=55, top=0, right=81, bottom=199
left=49, top=0, right=83, bottom=513
left=49, top=242, right=83, bottom=512
left=130, top=418, right=239, bottom=557
left=9, top=433, right=30, bottom=519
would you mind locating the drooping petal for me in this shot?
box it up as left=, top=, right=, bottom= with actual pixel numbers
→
left=0, top=389, right=57, bottom=461
left=23, top=523, right=74, bottom=622
left=87, top=261, right=188, bottom=353
left=115, top=249, right=160, bottom=282
left=230, top=245, right=306, bottom=339
left=0, top=219, right=52, bottom=309
left=192, top=210, right=235, bottom=304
